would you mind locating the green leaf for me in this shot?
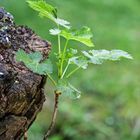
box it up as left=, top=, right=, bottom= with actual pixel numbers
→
left=27, top=0, right=71, bottom=29
left=60, top=26, right=94, bottom=47
left=16, top=49, right=31, bottom=63
left=37, top=59, right=53, bottom=74
left=27, top=0, right=57, bottom=21
left=56, top=80, right=81, bottom=99
left=69, top=56, right=88, bottom=69
left=82, top=49, right=133, bottom=64
left=29, top=51, right=43, bottom=62
left=16, top=49, right=53, bottom=75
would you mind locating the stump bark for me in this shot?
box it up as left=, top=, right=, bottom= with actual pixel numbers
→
left=0, top=8, right=51, bottom=140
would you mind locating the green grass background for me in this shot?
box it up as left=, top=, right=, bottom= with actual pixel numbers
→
left=0, top=0, right=140, bottom=140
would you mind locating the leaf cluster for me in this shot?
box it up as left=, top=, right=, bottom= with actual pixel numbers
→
left=16, top=0, right=133, bottom=99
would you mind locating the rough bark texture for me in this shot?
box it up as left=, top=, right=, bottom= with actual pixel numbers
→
left=0, top=8, right=51, bottom=140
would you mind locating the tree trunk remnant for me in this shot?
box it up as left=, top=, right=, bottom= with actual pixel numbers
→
left=0, top=8, right=51, bottom=140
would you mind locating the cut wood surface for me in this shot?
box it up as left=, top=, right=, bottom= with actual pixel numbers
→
left=0, top=7, right=51, bottom=140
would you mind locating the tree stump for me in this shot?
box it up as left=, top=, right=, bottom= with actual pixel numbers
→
left=0, top=8, right=51, bottom=140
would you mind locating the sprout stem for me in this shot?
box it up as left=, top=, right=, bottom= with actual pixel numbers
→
left=47, top=74, right=57, bottom=86
left=61, top=62, right=70, bottom=79
left=66, top=66, right=81, bottom=78
left=60, top=39, right=69, bottom=77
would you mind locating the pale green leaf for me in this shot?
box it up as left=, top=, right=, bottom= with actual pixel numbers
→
left=56, top=80, right=81, bottom=99
left=54, top=18, right=71, bottom=29
left=108, top=50, right=133, bottom=60
left=60, top=26, right=94, bottom=47
left=82, top=49, right=133, bottom=64
left=49, top=28, right=61, bottom=35
left=69, top=56, right=88, bottom=69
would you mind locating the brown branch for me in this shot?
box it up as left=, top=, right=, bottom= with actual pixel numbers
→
left=43, top=91, right=61, bottom=140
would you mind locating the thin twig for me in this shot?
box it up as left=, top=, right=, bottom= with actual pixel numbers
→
left=43, top=91, right=61, bottom=140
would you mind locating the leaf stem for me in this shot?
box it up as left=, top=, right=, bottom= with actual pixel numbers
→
left=57, top=25, right=61, bottom=78
left=66, top=61, right=88, bottom=78
left=57, top=25, right=61, bottom=55
left=60, top=39, right=69, bottom=77
left=61, top=62, right=70, bottom=79
left=66, top=66, right=81, bottom=78
left=63, top=40, right=69, bottom=56
left=47, top=74, right=57, bottom=86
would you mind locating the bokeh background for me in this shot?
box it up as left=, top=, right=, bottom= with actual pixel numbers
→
left=0, top=0, right=140, bottom=140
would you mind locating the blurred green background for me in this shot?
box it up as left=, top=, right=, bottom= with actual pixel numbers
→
left=0, top=0, right=140, bottom=140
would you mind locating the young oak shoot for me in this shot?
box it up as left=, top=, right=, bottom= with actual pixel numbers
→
left=15, top=0, right=133, bottom=139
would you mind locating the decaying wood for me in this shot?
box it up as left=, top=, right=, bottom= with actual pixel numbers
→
left=0, top=8, right=51, bottom=140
